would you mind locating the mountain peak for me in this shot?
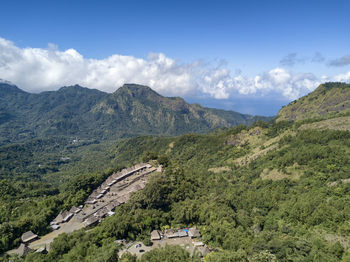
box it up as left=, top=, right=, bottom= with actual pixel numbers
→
left=118, top=83, right=158, bottom=93
left=114, top=83, right=162, bottom=100
left=58, top=84, right=88, bottom=92
left=0, top=80, right=25, bottom=95
left=0, top=79, right=16, bottom=86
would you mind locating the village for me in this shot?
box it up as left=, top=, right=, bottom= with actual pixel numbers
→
left=8, top=162, right=160, bottom=257
left=8, top=162, right=212, bottom=260
left=118, top=227, right=211, bottom=259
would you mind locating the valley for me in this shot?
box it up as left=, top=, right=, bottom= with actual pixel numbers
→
left=1, top=82, right=350, bottom=261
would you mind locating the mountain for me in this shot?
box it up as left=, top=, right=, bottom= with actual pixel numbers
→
left=0, top=82, right=270, bottom=144
left=277, top=82, right=350, bottom=122
left=2, top=82, right=350, bottom=260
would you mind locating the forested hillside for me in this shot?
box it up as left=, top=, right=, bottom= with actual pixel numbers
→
left=2, top=82, right=350, bottom=261
left=2, top=116, right=349, bottom=261
left=0, top=82, right=269, bottom=144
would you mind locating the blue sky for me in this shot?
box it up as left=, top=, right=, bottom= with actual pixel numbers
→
left=1, top=0, right=350, bottom=115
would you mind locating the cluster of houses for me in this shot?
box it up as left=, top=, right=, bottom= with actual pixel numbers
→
left=50, top=206, right=83, bottom=230
left=11, top=163, right=156, bottom=258
left=48, top=163, right=154, bottom=229
left=150, top=228, right=201, bottom=240
left=150, top=228, right=210, bottom=257
left=84, top=163, right=151, bottom=205
left=79, top=163, right=153, bottom=227
left=12, top=231, right=42, bottom=257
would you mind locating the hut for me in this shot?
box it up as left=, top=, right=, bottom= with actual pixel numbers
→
left=178, top=229, right=188, bottom=238
left=35, top=246, right=48, bottom=254
left=193, top=241, right=204, bottom=247
left=51, top=224, right=60, bottom=230
left=21, top=231, right=38, bottom=244
left=188, top=228, right=201, bottom=238
left=85, top=198, right=97, bottom=205
left=150, top=230, right=161, bottom=241
left=84, top=216, right=99, bottom=227
left=94, top=208, right=108, bottom=218
left=196, top=245, right=210, bottom=257
left=16, top=243, right=32, bottom=257
left=61, top=211, right=73, bottom=222
left=69, top=206, right=81, bottom=214
left=96, top=193, right=104, bottom=199
left=164, top=229, right=178, bottom=239
left=107, top=211, right=115, bottom=216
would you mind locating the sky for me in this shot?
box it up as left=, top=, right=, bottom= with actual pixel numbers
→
left=1, top=0, right=350, bottom=115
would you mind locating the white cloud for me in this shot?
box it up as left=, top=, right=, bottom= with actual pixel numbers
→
left=0, top=37, right=336, bottom=101
left=334, top=71, right=350, bottom=82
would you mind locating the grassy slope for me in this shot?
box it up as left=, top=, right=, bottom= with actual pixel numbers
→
left=277, top=82, right=350, bottom=122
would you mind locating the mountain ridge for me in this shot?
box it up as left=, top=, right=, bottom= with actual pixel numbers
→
left=0, top=82, right=270, bottom=144
left=277, top=82, right=350, bottom=122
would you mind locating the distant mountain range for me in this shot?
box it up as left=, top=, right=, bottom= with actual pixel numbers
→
left=0, top=82, right=270, bottom=144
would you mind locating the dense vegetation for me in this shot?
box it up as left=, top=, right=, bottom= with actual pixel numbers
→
left=2, top=82, right=350, bottom=261
left=0, top=81, right=270, bottom=257
left=2, top=117, right=349, bottom=261
left=0, top=82, right=268, bottom=144
left=0, top=137, right=123, bottom=254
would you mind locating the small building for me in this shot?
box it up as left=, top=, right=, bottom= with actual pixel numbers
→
left=94, top=208, right=108, bottom=219
left=112, top=173, right=120, bottom=180
left=84, top=216, right=99, bottom=227
left=16, top=243, right=32, bottom=257
left=105, top=202, right=118, bottom=212
left=150, top=230, right=161, bottom=241
left=35, top=246, right=48, bottom=254
left=69, top=206, right=81, bottom=214
left=85, top=198, right=97, bottom=205
left=115, top=239, right=127, bottom=245
left=50, top=224, right=60, bottom=230
left=61, top=211, right=73, bottom=222
left=107, top=211, right=115, bottom=216
left=21, top=231, right=38, bottom=244
left=164, top=229, right=178, bottom=239
left=196, top=245, right=210, bottom=257
left=117, top=194, right=129, bottom=204
left=102, top=184, right=110, bottom=190
left=193, top=241, right=204, bottom=247
left=178, top=229, right=188, bottom=238
left=52, top=211, right=64, bottom=224
left=90, top=191, right=99, bottom=198
left=107, top=181, right=115, bottom=186
left=188, top=228, right=201, bottom=238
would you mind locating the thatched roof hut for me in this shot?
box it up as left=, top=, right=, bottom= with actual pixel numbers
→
left=21, top=231, right=38, bottom=243
left=150, top=230, right=161, bottom=240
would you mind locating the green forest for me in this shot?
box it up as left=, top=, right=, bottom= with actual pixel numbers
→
left=1, top=116, right=350, bottom=261
left=1, top=83, right=350, bottom=261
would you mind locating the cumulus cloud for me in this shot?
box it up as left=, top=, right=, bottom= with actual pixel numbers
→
left=334, top=70, right=350, bottom=82
left=0, top=37, right=328, bottom=100
left=329, top=54, right=350, bottom=67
